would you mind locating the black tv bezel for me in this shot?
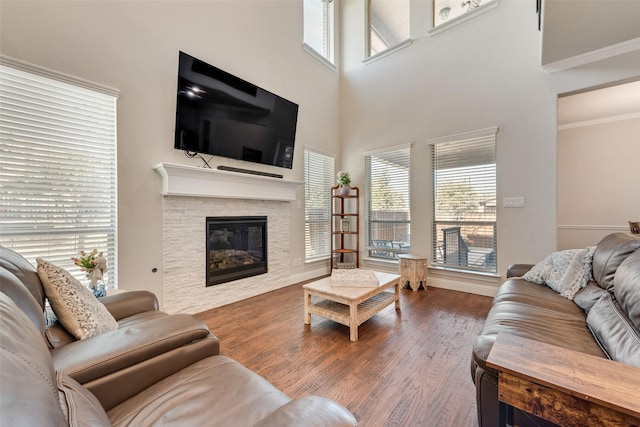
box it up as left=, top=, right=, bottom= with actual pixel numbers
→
left=174, top=51, right=299, bottom=170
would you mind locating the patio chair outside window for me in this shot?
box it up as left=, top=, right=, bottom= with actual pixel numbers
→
left=442, top=227, right=469, bottom=267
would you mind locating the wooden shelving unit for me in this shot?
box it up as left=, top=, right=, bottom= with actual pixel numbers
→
left=330, top=185, right=359, bottom=269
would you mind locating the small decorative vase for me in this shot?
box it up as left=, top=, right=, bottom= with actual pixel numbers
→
left=92, top=282, right=106, bottom=298
left=87, top=270, right=107, bottom=298
left=340, top=185, right=350, bottom=196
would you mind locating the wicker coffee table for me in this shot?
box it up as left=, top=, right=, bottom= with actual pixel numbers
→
left=303, top=271, right=401, bottom=341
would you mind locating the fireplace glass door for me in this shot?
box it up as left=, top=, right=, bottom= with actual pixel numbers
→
left=206, top=216, right=267, bottom=286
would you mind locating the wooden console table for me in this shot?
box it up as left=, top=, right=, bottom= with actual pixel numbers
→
left=486, top=333, right=640, bottom=427
left=398, top=254, right=427, bottom=291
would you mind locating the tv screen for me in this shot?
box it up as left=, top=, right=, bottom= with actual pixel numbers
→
left=174, top=51, right=298, bottom=169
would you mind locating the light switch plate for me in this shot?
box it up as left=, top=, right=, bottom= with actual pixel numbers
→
left=503, top=197, right=525, bottom=208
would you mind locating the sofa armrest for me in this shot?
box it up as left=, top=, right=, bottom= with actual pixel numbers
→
left=50, top=314, right=217, bottom=384
left=99, top=290, right=159, bottom=320
left=506, top=264, right=534, bottom=278
left=254, top=396, right=357, bottom=427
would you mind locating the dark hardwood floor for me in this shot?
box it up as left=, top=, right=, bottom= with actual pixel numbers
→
left=195, top=280, right=493, bottom=427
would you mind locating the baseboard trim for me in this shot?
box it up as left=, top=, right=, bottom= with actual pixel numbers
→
left=289, top=266, right=329, bottom=285
left=290, top=267, right=498, bottom=298
left=427, top=275, right=498, bottom=297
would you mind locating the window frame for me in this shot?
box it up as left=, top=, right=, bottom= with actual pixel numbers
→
left=366, top=0, right=412, bottom=60
left=364, top=144, right=411, bottom=261
left=303, top=0, right=337, bottom=69
left=304, top=147, right=335, bottom=262
left=429, top=127, right=498, bottom=274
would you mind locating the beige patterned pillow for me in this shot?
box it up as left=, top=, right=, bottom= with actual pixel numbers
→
left=36, top=258, right=118, bottom=340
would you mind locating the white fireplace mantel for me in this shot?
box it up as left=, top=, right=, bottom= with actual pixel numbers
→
left=153, top=162, right=303, bottom=201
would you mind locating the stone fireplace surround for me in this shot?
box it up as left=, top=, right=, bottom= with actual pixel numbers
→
left=154, top=163, right=303, bottom=314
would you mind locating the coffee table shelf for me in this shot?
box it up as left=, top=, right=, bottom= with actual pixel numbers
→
left=309, top=291, right=397, bottom=327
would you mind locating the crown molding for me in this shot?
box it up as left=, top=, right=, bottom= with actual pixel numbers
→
left=542, top=37, right=640, bottom=73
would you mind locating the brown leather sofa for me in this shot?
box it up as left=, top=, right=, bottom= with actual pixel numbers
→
left=0, top=246, right=357, bottom=426
left=472, top=232, right=640, bottom=427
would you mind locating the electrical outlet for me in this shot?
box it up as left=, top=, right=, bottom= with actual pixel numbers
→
left=503, top=197, right=525, bottom=208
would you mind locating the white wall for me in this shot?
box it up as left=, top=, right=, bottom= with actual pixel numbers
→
left=0, top=1, right=340, bottom=306
left=557, top=116, right=640, bottom=249
left=2, top=0, right=639, bottom=301
left=339, top=0, right=640, bottom=291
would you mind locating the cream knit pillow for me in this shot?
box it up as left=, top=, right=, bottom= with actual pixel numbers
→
left=36, top=258, right=118, bottom=340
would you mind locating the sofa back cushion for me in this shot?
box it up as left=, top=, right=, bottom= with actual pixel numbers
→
left=592, top=233, right=640, bottom=291
left=0, top=245, right=46, bottom=309
left=0, top=292, right=67, bottom=426
left=0, top=267, right=46, bottom=335
left=614, top=249, right=640, bottom=330
left=587, top=293, right=640, bottom=368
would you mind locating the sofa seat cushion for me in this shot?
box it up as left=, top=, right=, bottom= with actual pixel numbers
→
left=107, top=355, right=291, bottom=427
left=493, top=278, right=588, bottom=315
left=474, top=288, right=606, bottom=375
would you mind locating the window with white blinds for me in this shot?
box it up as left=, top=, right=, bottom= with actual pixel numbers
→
left=365, top=145, right=410, bottom=260
left=0, top=60, right=118, bottom=287
left=430, top=127, right=497, bottom=273
left=304, top=148, right=335, bottom=262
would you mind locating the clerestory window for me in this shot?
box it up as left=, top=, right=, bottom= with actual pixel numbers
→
left=303, top=0, right=336, bottom=66
left=367, top=0, right=411, bottom=58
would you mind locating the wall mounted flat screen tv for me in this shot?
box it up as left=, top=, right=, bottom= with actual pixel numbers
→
left=174, top=51, right=298, bottom=169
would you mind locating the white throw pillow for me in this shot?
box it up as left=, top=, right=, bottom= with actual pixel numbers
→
left=37, top=258, right=118, bottom=340
left=521, top=246, right=595, bottom=300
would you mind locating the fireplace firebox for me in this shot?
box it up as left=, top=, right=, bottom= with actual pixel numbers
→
left=206, top=216, right=267, bottom=286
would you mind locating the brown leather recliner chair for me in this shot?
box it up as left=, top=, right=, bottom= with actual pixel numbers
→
left=0, top=291, right=357, bottom=426
left=0, top=245, right=220, bottom=410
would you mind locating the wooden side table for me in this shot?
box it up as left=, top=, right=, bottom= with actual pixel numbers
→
left=486, top=333, right=640, bottom=427
left=398, top=254, right=427, bottom=291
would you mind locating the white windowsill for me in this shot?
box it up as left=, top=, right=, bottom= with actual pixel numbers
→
left=363, top=39, right=413, bottom=65
left=303, top=43, right=337, bottom=72
left=427, top=0, right=500, bottom=37
left=429, top=265, right=501, bottom=280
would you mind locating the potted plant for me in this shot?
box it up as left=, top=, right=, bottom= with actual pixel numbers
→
left=337, top=171, right=351, bottom=196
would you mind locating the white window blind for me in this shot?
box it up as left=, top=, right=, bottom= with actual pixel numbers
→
left=365, top=145, right=410, bottom=260
left=303, top=0, right=335, bottom=65
left=304, top=148, right=335, bottom=262
left=0, top=62, right=118, bottom=286
left=430, top=127, right=497, bottom=273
